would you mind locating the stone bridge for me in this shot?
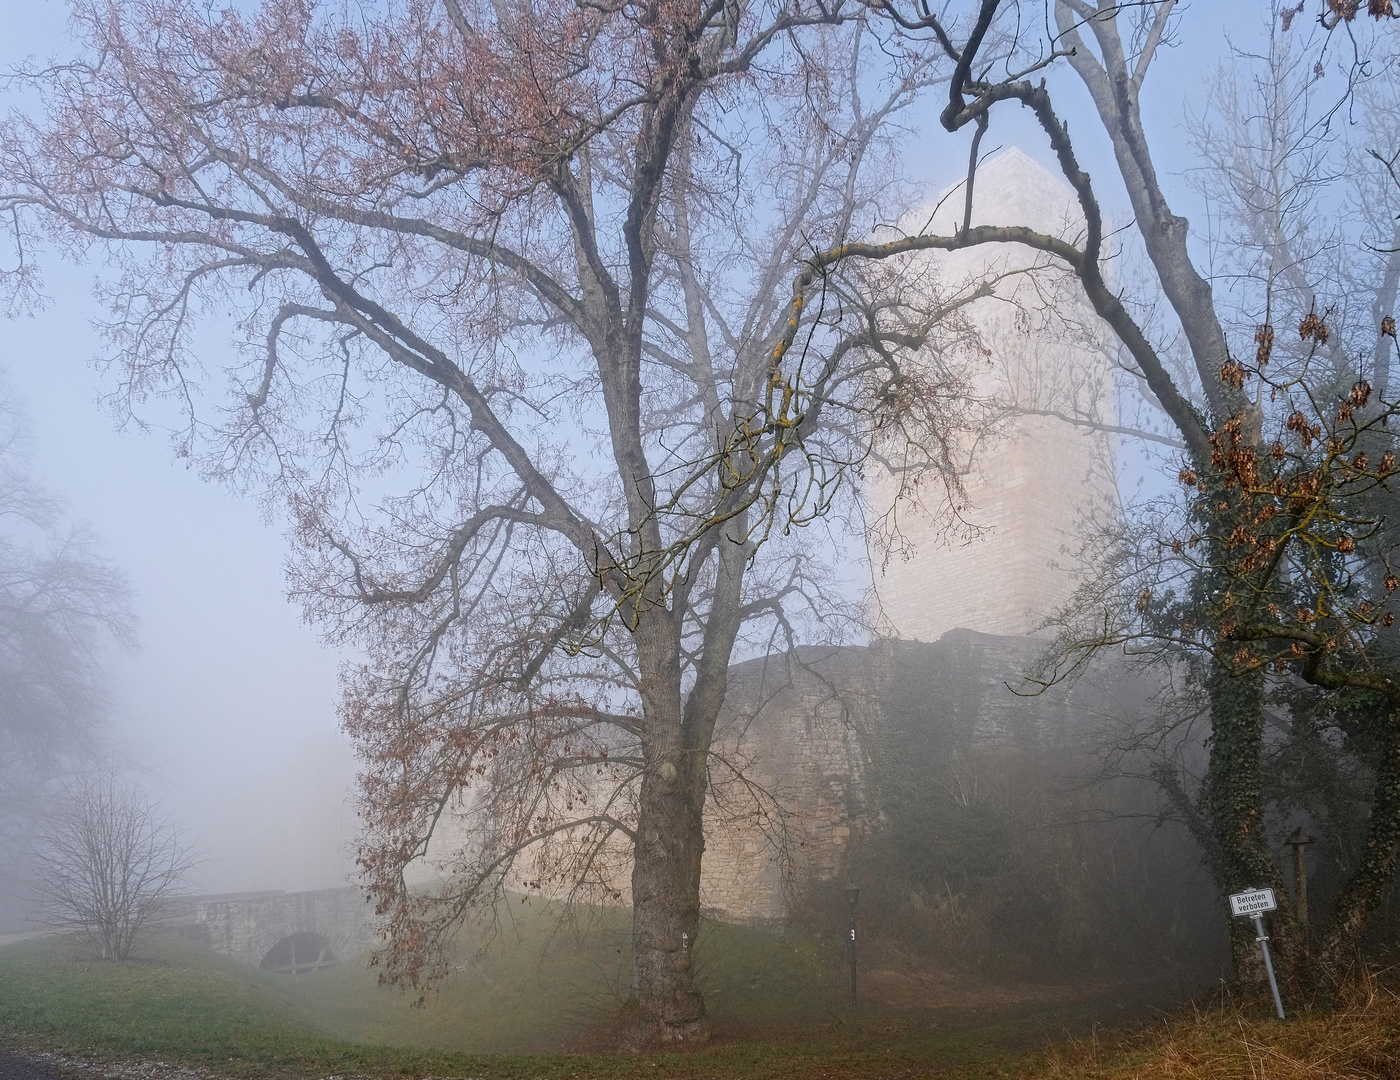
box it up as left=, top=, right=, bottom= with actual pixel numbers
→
left=162, top=886, right=377, bottom=971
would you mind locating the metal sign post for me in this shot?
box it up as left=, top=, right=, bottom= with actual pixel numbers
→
left=1229, top=887, right=1285, bottom=1020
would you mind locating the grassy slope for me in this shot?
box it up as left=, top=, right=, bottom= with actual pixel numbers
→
left=0, top=934, right=369, bottom=1070
left=6, top=921, right=1394, bottom=1079
left=264, top=905, right=870, bottom=1051
left=0, top=927, right=1066, bottom=1078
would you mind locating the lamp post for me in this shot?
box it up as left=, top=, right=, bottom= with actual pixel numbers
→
left=844, top=883, right=860, bottom=1006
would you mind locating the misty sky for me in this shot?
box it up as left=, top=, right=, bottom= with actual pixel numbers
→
left=0, top=0, right=1272, bottom=896
left=2, top=1, right=356, bottom=895
left=1, top=273, right=356, bottom=895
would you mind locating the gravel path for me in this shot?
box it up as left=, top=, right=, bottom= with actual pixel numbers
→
left=0, top=1053, right=66, bottom=1080
left=0, top=1054, right=233, bottom=1080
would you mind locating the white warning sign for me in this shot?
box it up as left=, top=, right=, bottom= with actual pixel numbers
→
left=1229, top=888, right=1278, bottom=917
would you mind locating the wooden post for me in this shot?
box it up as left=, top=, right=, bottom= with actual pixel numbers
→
left=1286, top=828, right=1315, bottom=933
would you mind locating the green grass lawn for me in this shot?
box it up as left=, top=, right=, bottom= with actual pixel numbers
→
left=267, top=908, right=866, bottom=1052
left=0, top=911, right=1203, bottom=1080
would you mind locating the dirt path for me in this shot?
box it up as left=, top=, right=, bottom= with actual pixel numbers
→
left=0, top=932, right=51, bottom=949
left=0, top=1053, right=66, bottom=1080
left=0, top=1055, right=221, bottom=1080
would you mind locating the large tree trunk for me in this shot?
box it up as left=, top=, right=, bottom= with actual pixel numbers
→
left=1318, top=713, right=1400, bottom=980
left=1201, top=657, right=1306, bottom=983
left=624, top=513, right=747, bottom=1042
left=626, top=615, right=710, bottom=1043
left=629, top=742, right=708, bottom=1042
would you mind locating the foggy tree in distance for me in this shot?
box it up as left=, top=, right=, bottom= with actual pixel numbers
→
left=857, top=0, right=1400, bottom=986
left=34, top=771, right=197, bottom=960
left=0, top=383, right=133, bottom=909
left=0, top=0, right=1043, bottom=1040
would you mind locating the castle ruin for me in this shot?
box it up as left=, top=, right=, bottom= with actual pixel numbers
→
left=869, top=147, right=1118, bottom=643
left=698, top=147, right=1121, bottom=922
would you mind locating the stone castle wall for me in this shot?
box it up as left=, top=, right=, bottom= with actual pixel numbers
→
left=695, top=630, right=1138, bottom=924
left=698, top=647, right=877, bottom=921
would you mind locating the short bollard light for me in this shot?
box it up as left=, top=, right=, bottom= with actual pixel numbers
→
left=1229, top=887, right=1285, bottom=1020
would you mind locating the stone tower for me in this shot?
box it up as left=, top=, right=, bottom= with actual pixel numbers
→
left=869, top=147, right=1118, bottom=642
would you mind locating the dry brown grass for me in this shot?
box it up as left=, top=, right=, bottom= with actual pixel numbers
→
left=1024, top=973, right=1400, bottom=1080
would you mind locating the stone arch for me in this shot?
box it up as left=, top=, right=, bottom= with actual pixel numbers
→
left=259, top=930, right=339, bottom=974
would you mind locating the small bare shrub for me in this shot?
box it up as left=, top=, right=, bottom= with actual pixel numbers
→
left=34, top=772, right=197, bottom=960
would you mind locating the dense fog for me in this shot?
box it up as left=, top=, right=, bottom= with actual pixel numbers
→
left=4, top=3, right=1400, bottom=1056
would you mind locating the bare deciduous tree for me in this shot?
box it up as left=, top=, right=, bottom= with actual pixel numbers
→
left=0, top=0, right=1016, bottom=1041
left=34, top=772, right=197, bottom=960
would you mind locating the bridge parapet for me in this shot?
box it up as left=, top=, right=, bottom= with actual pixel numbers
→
left=160, top=886, right=377, bottom=967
